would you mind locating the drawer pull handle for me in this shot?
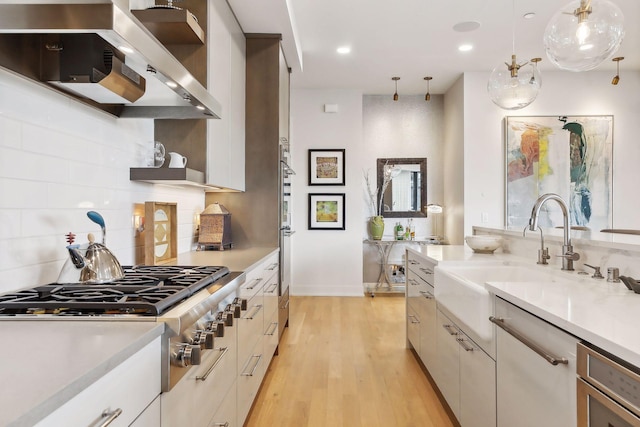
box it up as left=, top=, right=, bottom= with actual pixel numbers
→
left=456, top=337, right=475, bottom=352
left=266, top=321, right=278, bottom=336
left=243, top=304, right=263, bottom=320
left=266, top=283, right=278, bottom=294
left=213, top=423, right=230, bottom=427
left=408, top=279, right=419, bottom=286
left=266, top=262, right=279, bottom=271
left=195, top=346, right=229, bottom=382
left=490, top=316, right=569, bottom=366
left=408, top=315, right=420, bottom=324
left=245, top=278, right=263, bottom=290
left=442, top=324, right=458, bottom=335
left=419, top=290, right=434, bottom=299
left=419, top=267, right=433, bottom=274
left=241, top=354, right=263, bottom=376
left=282, top=299, right=290, bottom=309
left=97, top=408, right=122, bottom=427
left=409, top=259, right=418, bottom=265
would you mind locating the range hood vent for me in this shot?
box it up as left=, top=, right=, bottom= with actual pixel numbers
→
left=0, top=1, right=221, bottom=120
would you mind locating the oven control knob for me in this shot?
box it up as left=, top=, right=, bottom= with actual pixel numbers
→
left=193, top=330, right=215, bottom=349
left=229, top=303, right=241, bottom=318
left=207, top=320, right=225, bottom=337
left=219, top=309, right=234, bottom=326
left=175, top=344, right=201, bottom=367
left=233, top=297, right=248, bottom=310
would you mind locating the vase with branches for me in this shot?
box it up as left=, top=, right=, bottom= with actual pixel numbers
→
left=364, top=162, right=395, bottom=240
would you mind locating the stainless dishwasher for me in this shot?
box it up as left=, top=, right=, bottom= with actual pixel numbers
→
left=577, top=342, right=640, bottom=426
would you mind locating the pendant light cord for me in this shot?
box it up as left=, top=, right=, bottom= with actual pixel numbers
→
left=511, top=0, right=516, bottom=55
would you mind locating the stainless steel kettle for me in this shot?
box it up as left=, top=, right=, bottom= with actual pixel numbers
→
left=57, top=211, right=125, bottom=284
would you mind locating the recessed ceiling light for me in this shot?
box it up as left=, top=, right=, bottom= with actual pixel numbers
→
left=458, top=44, right=474, bottom=52
left=337, top=46, right=351, bottom=54
left=523, top=12, right=536, bottom=19
left=453, top=21, right=481, bottom=33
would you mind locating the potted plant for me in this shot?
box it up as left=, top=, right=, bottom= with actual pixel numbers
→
left=364, top=163, right=395, bottom=240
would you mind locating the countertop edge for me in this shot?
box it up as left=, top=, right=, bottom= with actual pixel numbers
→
left=8, top=323, right=165, bottom=427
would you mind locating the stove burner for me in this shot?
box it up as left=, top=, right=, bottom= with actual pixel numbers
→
left=0, top=265, right=230, bottom=316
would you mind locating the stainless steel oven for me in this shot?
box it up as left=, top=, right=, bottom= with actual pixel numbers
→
left=577, top=342, right=640, bottom=426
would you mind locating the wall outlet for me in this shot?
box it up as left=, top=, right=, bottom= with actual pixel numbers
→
left=481, top=212, right=489, bottom=223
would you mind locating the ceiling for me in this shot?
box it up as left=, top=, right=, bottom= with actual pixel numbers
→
left=228, top=0, right=639, bottom=95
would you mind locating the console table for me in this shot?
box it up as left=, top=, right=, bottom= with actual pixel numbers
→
left=364, top=239, right=440, bottom=296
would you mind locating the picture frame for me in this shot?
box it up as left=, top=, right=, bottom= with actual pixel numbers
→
left=308, top=149, right=345, bottom=185
left=308, top=193, right=346, bottom=230
left=505, top=115, right=613, bottom=231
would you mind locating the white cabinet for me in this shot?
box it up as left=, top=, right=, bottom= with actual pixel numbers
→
left=494, top=297, right=578, bottom=427
left=36, top=337, right=161, bottom=427
left=207, top=0, right=245, bottom=191
left=435, top=309, right=496, bottom=427
left=405, top=252, right=437, bottom=373
left=237, top=252, right=279, bottom=426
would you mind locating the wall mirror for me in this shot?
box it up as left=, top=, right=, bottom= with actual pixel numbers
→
left=377, top=158, right=427, bottom=218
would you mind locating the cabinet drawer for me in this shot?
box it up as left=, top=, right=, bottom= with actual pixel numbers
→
left=407, top=255, right=435, bottom=285
left=263, top=308, right=279, bottom=361
left=37, top=337, right=161, bottom=427
left=208, top=380, right=237, bottom=427
left=238, top=336, right=265, bottom=425
left=263, top=269, right=279, bottom=320
left=407, top=303, right=421, bottom=352
left=237, top=292, right=264, bottom=367
left=240, top=253, right=279, bottom=299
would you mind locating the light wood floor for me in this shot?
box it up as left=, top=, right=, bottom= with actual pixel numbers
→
left=245, top=296, right=456, bottom=427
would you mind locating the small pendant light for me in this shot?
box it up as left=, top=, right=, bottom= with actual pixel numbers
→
left=392, top=77, right=400, bottom=101
left=611, top=56, right=624, bottom=85
left=424, top=76, right=433, bottom=101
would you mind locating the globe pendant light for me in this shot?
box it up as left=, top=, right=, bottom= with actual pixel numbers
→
left=487, top=0, right=542, bottom=110
left=543, top=0, right=624, bottom=72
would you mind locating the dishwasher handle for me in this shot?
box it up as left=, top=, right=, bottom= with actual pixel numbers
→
left=490, top=316, right=569, bottom=366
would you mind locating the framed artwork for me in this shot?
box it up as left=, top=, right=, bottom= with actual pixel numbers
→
left=505, top=115, right=613, bottom=231
left=308, top=193, right=346, bottom=230
left=308, top=149, right=345, bottom=185
left=144, top=201, right=177, bottom=265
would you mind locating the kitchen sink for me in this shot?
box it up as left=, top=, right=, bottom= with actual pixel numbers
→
left=435, top=263, right=563, bottom=347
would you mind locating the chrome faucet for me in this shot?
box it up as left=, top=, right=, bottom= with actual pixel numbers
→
left=528, top=193, right=580, bottom=271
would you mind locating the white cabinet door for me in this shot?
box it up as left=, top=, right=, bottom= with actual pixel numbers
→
left=207, top=0, right=245, bottom=191
left=458, top=331, right=496, bottom=427
left=407, top=303, right=421, bottom=353
left=495, top=298, right=578, bottom=427
left=435, top=309, right=461, bottom=420
left=37, top=338, right=160, bottom=427
left=418, top=287, right=437, bottom=374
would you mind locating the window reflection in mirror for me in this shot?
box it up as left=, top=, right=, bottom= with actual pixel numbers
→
left=377, top=158, right=427, bottom=218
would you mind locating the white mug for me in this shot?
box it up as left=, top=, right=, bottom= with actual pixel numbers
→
left=168, top=152, right=187, bottom=168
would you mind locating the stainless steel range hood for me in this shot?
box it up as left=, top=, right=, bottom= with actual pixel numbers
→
left=0, top=1, right=221, bottom=120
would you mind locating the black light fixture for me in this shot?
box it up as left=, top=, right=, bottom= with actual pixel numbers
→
left=611, top=56, right=624, bottom=85
left=424, top=76, right=433, bottom=101
left=392, top=77, right=400, bottom=101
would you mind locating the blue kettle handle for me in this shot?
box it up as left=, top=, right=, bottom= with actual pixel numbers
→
left=87, top=211, right=105, bottom=228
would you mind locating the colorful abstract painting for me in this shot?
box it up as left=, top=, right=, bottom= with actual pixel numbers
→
left=505, top=116, right=613, bottom=231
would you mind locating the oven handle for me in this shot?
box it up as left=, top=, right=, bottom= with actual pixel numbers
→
left=241, top=354, right=263, bottom=376
left=195, top=347, right=229, bottom=382
left=96, top=408, right=122, bottom=427
left=490, top=316, right=569, bottom=365
left=243, top=304, right=263, bottom=320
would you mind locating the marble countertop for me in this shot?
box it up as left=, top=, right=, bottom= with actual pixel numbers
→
left=417, top=244, right=640, bottom=367
left=0, top=321, right=164, bottom=427
left=170, top=246, right=279, bottom=272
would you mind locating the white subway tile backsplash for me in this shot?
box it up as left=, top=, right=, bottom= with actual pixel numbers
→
left=0, top=69, right=205, bottom=292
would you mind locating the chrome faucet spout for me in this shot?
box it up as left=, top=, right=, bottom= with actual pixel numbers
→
left=528, top=193, right=578, bottom=271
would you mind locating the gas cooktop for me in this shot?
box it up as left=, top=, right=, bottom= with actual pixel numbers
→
left=0, top=265, right=230, bottom=316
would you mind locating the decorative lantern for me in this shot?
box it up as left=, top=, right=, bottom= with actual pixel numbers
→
left=197, top=203, right=232, bottom=251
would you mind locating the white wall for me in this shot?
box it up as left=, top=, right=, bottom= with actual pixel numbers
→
left=0, top=70, right=205, bottom=293
left=460, top=70, right=640, bottom=237
left=289, top=89, right=364, bottom=296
